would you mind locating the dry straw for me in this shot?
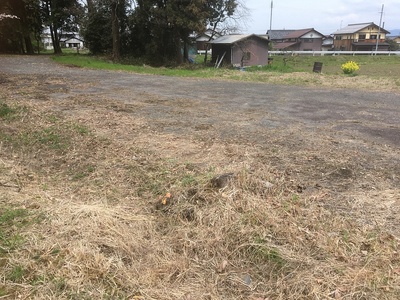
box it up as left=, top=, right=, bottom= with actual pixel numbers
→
left=1, top=73, right=399, bottom=299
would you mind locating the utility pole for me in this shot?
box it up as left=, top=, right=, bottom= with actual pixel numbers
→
left=375, top=4, right=384, bottom=53
left=269, top=0, right=273, bottom=32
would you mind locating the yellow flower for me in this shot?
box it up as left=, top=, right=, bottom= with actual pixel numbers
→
left=341, top=61, right=360, bottom=74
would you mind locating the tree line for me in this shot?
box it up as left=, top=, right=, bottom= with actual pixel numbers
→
left=0, top=0, right=245, bottom=64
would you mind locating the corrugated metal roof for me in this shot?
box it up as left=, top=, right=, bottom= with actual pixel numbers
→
left=210, top=34, right=269, bottom=44
left=332, top=22, right=389, bottom=34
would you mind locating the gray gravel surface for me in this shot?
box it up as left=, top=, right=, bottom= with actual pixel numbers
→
left=1, top=55, right=399, bottom=147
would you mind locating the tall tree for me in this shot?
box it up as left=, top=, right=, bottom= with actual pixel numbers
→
left=202, top=0, right=236, bottom=63
left=42, top=0, right=82, bottom=54
left=130, top=0, right=244, bottom=65
left=81, top=0, right=127, bottom=58
left=133, top=0, right=207, bottom=64
left=0, top=0, right=42, bottom=54
left=110, top=0, right=120, bottom=61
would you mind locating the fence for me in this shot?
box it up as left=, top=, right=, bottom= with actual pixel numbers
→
left=269, top=50, right=400, bottom=56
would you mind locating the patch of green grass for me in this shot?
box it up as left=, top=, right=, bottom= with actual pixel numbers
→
left=47, top=115, right=60, bottom=123
left=31, top=274, right=46, bottom=285
left=247, top=239, right=286, bottom=269
left=0, top=208, right=30, bottom=253
left=53, top=53, right=400, bottom=81
left=0, top=286, right=9, bottom=297
left=341, top=230, right=351, bottom=242
left=0, top=208, right=44, bottom=255
left=0, top=102, right=16, bottom=119
left=0, top=208, right=29, bottom=226
left=0, top=232, right=24, bottom=252
left=7, top=265, right=26, bottom=282
left=52, top=55, right=226, bottom=78
left=35, top=127, right=67, bottom=150
left=73, top=124, right=90, bottom=135
left=71, top=164, right=96, bottom=181
left=181, top=174, right=197, bottom=187
left=269, top=54, right=400, bottom=76
left=2, top=127, right=68, bottom=152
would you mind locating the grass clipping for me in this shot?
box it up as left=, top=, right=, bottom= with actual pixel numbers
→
left=0, top=76, right=400, bottom=299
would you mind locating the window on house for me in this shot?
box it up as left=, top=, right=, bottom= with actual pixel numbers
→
left=243, top=52, right=251, bottom=60
left=359, top=34, right=366, bottom=39
left=303, top=38, right=313, bottom=43
left=370, top=35, right=377, bottom=39
left=335, top=36, right=342, bottom=40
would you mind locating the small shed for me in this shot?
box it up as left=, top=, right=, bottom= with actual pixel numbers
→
left=210, top=34, right=270, bottom=67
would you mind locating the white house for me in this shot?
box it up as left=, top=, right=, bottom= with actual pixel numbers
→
left=41, top=29, right=84, bottom=50
left=61, top=36, right=84, bottom=49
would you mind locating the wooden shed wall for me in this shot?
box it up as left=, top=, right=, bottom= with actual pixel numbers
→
left=232, top=37, right=269, bottom=66
left=211, top=37, right=269, bottom=67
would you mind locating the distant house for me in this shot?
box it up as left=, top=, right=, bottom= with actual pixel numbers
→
left=61, top=36, right=84, bottom=49
left=387, top=35, right=400, bottom=44
left=322, top=35, right=334, bottom=51
left=41, top=31, right=53, bottom=50
left=267, top=28, right=324, bottom=51
left=332, top=22, right=390, bottom=51
left=210, top=34, right=270, bottom=67
left=41, top=30, right=84, bottom=50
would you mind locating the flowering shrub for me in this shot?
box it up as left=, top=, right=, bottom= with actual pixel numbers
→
left=341, top=61, right=360, bottom=74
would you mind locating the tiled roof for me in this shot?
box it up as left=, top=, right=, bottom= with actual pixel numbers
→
left=268, top=28, right=324, bottom=40
left=284, top=28, right=314, bottom=38
left=267, top=30, right=295, bottom=40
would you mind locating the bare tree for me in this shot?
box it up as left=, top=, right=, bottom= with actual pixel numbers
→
left=203, top=0, right=250, bottom=64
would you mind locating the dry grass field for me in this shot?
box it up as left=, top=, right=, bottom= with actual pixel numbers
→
left=1, top=55, right=400, bottom=299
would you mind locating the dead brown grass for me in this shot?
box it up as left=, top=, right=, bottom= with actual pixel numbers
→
left=225, top=71, right=400, bottom=94
left=1, top=74, right=399, bottom=299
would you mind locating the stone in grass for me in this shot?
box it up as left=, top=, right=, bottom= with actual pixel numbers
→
left=210, top=173, right=235, bottom=189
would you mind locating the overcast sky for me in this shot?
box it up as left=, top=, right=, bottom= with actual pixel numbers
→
left=243, top=0, right=400, bottom=35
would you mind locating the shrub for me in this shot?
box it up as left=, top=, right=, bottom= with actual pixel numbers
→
left=341, top=61, right=360, bottom=74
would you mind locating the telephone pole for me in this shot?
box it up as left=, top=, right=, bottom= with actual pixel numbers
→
left=269, top=0, right=273, bottom=32
left=375, top=4, right=384, bottom=53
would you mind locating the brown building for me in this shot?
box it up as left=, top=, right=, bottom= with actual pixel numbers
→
left=267, top=28, right=324, bottom=51
left=332, top=22, right=390, bottom=51
left=210, top=34, right=270, bottom=67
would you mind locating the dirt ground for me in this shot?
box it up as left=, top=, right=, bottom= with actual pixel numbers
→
left=1, top=55, right=398, bottom=223
left=1, top=55, right=400, bottom=299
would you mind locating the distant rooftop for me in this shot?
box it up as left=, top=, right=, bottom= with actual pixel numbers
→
left=267, top=28, right=324, bottom=40
left=267, top=30, right=295, bottom=40
left=210, top=34, right=269, bottom=44
left=332, top=22, right=390, bottom=35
